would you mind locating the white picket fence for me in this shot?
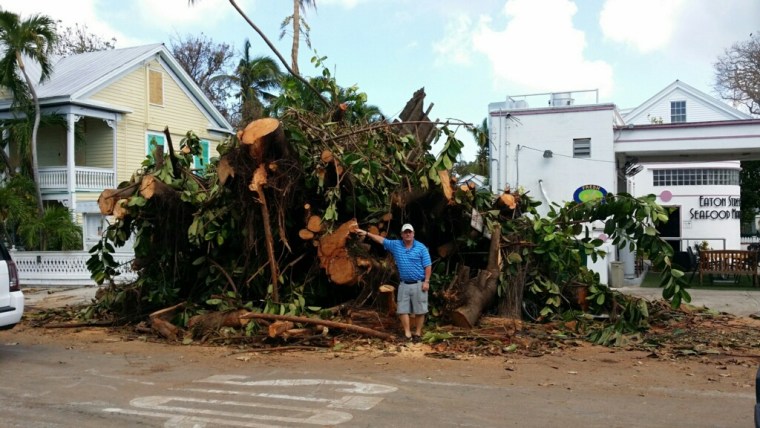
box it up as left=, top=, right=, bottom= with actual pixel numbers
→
left=10, top=250, right=136, bottom=287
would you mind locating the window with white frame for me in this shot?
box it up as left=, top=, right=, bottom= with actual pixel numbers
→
left=573, top=138, right=591, bottom=158
left=652, top=168, right=739, bottom=186
left=670, top=101, right=686, bottom=123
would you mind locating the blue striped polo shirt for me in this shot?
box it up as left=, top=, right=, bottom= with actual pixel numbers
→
left=383, top=239, right=432, bottom=281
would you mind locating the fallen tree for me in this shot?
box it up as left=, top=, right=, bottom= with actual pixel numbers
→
left=85, top=23, right=689, bottom=346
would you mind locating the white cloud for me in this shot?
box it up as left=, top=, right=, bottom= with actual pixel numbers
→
left=2, top=0, right=123, bottom=42
left=134, top=0, right=237, bottom=28
left=433, top=14, right=475, bottom=66
left=599, top=0, right=686, bottom=53
left=471, top=0, right=614, bottom=96
left=2, top=0, right=140, bottom=47
left=318, top=0, right=368, bottom=9
left=1, top=0, right=259, bottom=47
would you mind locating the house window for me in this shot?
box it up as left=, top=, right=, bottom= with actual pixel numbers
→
left=573, top=138, right=591, bottom=158
left=670, top=101, right=686, bottom=123
left=194, top=140, right=210, bottom=173
left=149, top=70, right=164, bottom=106
left=652, top=168, right=740, bottom=186
left=146, top=132, right=166, bottom=161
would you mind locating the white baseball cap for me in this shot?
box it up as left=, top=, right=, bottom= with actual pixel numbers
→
left=401, top=223, right=414, bottom=232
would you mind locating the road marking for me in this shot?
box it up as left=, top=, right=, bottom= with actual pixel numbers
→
left=104, top=377, right=396, bottom=426
left=196, top=376, right=398, bottom=394
left=176, top=387, right=385, bottom=410
left=129, top=395, right=353, bottom=424
left=103, top=407, right=283, bottom=428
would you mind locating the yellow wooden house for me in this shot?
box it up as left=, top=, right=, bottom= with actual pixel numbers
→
left=0, top=44, right=233, bottom=248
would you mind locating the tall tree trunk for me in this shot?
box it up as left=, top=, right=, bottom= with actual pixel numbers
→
left=17, top=54, right=44, bottom=217
left=292, top=0, right=301, bottom=75
left=449, top=226, right=502, bottom=328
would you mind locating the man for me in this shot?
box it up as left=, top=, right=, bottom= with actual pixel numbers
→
left=353, top=223, right=431, bottom=341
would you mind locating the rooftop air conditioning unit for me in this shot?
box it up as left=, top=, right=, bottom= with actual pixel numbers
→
left=550, top=92, right=574, bottom=107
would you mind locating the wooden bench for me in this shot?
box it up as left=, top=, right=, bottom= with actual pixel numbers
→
left=698, top=250, right=758, bottom=286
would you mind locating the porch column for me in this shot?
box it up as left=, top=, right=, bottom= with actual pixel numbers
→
left=107, top=118, right=117, bottom=187
left=66, top=113, right=78, bottom=215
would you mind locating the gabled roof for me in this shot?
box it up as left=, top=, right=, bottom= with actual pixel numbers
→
left=1, top=44, right=233, bottom=133
left=622, top=80, right=752, bottom=123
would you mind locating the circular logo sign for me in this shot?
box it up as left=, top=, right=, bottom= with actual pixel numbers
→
left=573, top=185, right=607, bottom=203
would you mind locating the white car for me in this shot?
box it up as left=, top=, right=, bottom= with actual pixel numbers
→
left=0, top=242, right=23, bottom=329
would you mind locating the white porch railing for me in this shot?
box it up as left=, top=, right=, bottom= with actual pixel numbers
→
left=39, top=167, right=114, bottom=191
left=11, top=250, right=136, bottom=287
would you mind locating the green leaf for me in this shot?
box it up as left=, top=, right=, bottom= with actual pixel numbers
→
left=442, top=156, right=453, bottom=169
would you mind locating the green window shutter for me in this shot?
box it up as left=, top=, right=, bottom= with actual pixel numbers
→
left=146, top=134, right=166, bottom=161
left=195, top=140, right=210, bottom=172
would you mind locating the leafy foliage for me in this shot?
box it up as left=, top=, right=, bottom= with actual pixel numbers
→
left=740, top=160, right=760, bottom=226
left=714, top=32, right=760, bottom=116
left=53, top=22, right=115, bottom=56
left=0, top=175, right=81, bottom=251
left=170, top=33, right=236, bottom=124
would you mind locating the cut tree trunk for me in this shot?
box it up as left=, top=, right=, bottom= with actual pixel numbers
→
left=239, top=312, right=393, bottom=340
left=187, top=309, right=252, bottom=339
left=113, top=199, right=130, bottom=220
left=217, top=155, right=235, bottom=185
left=317, top=219, right=360, bottom=285
left=148, top=302, right=185, bottom=341
left=299, top=229, right=315, bottom=240
left=238, top=118, right=285, bottom=162
left=307, top=215, right=323, bottom=233
left=268, top=321, right=295, bottom=338
left=498, top=257, right=529, bottom=318
left=97, top=184, right=138, bottom=215
left=139, top=174, right=175, bottom=200
left=450, top=226, right=502, bottom=328
left=379, top=284, right=397, bottom=316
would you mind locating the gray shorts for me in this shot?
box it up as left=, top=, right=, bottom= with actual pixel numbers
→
left=397, top=281, right=428, bottom=315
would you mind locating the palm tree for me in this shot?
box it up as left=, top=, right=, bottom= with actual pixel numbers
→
left=280, top=0, right=317, bottom=75
left=214, top=39, right=282, bottom=127
left=0, top=11, right=57, bottom=217
left=471, top=118, right=490, bottom=176
left=237, top=40, right=283, bottom=124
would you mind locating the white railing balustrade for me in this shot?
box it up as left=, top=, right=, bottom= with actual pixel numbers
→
left=39, top=167, right=68, bottom=189
left=39, top=167, right=114, bottom=191
left=11, top=250, right=136, bottom=287
left=76, top=167, right=115, bottom=189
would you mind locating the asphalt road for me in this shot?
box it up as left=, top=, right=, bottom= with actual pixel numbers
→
left=0, top=331, right=755, bottom=428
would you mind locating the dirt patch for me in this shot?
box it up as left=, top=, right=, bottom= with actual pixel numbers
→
left=11, top=300, right=760, bottom=376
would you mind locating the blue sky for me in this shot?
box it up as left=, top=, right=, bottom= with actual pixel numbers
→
left=4, top=0, right=759, bottom=160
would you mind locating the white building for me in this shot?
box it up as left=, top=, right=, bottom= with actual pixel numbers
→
left=488, top=81, right=760, bottom=283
